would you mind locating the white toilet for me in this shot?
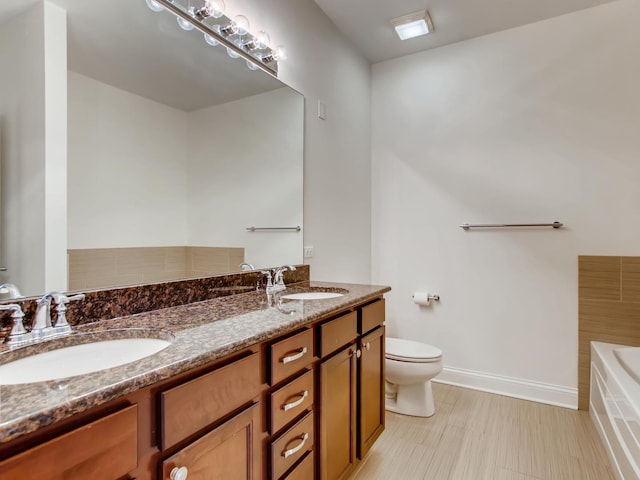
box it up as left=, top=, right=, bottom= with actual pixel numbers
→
left=385, top=337, right=443, bottom=417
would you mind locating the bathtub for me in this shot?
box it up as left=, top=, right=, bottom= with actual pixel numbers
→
left=591, top=342, right=640, bottom=480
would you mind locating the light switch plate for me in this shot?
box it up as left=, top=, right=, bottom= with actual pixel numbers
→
left=304, top=246, right=314, bottom=258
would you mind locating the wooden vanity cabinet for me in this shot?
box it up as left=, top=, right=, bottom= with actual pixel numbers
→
left=158, top=352, right=262, bottom=480
left=0, top=404, right=138, bottom=480
left=318, top=299, right=386, bottom=480
left=160, top=403, right=261, bottom=480
left=0, top=296, right=386, bottom=480
left=357, top=300, right=385, bottom=459
left=319, top=342, right=358, bottom=480
left=266, top=328, right=316, bottom=480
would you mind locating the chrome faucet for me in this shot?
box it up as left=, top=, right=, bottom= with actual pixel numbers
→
left=0, top=283, right=22, bottom=299
left=239, top=262, right=255, bottom=271
left=31, top=291, right=85, bottom=341
left=32, top=293, right=55, bottom=339
left=272, top=265, right=296, bottom=291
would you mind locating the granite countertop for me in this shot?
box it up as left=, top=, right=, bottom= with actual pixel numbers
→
left=0, top=281, right=390, bottom=444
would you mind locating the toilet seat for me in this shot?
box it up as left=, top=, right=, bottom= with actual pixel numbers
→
left=386, top=337, right=442, bottom=363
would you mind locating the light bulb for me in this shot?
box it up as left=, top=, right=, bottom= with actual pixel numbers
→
left=177, top=16, right=194, bottom=30
left=204, top=33, right=219, bottom=47
left=233, top=15, right=250, bottom=36
left=207, top=0, right=225, bottom=18
left=246, top=60, right=259, bottom=71
left=226, top=47, right=240, bottom=59
left=195, top=0, right=225, bottom=20
left=243, top=31, right=270, bottom=51
left=254, top=31, right=270, bottom=49
left=145, top=0, right=164, bottom=12
left=261, top=45, right=286, bottom=63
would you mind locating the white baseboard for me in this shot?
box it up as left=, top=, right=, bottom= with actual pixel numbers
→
left=434, top=366, right=578, bottom=409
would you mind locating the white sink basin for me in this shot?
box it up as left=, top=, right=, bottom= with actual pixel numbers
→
left=281, top=292, right=345, bottom=301
left=0, top=338, right=171, bottom=385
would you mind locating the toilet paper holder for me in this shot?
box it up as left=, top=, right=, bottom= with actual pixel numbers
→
left=412, top=293, right=440, bottom=302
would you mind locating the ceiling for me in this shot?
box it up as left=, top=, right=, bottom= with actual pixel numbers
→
left=313, top=0, right=619, bottom=63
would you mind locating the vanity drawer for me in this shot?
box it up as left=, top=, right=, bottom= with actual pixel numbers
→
left=0, top=404, right=137, bottom=480
left=270, top=411, right=314, bottom=480
left=319, top=311, right=358, bottom=357
left=160, top=352, right=261, bottom=450
left=270, top=329, right=314, bottom=386
left=269, top=369, right=314, bottom=434
left=282, top=451, right=314, bottom=480
left=360, top=299, right=385, bottom=334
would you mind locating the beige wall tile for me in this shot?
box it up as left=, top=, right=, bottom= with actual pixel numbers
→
left=578, top=256, right=620, bottom=301
left=621, top=256, right=640, bottom=302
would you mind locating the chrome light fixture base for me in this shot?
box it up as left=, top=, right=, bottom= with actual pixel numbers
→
left=151, top=0, right=280, bottom=76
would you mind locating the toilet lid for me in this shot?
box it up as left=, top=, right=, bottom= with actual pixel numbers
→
left=386, top=337, right=442, bottom=362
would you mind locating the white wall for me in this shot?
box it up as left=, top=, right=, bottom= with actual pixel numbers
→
left=67, top=71, right=189, bottom=248
left=187, top=87, right=303, bottom=268
left=229, top=0, right=373, bottom=283
left=0, top=1, right=66, bottom=296
left=372, top=0, right=640, bottom=407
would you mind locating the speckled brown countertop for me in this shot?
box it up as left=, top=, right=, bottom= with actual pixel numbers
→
left=0, top=281, right=390, bottom=444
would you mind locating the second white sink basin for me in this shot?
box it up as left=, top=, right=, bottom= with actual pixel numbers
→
left=281, top=292, right=345, bottom=301
left=0, top=338, right=171, bottom=385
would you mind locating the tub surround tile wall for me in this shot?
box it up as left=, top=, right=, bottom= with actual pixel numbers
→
left=68, top=246, right=245, bottom=290
left=0, top=265, right=309, bottom=341
left=578, top=256, right=640, bottom=410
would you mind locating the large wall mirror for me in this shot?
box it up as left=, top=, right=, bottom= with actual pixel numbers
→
left=0, top=0, right=304, bottom=298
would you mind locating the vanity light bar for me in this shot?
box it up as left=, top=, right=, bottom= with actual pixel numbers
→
left=150, top=0, right=281, bottom=77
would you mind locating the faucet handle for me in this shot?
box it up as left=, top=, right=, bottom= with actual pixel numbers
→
left=52, top=292, right=85, bottom=305
left=0, top=304, right=28, bottom=345
left=52, top=293, right=85, bottom=332
left=261, top=270, right=273, bottom=287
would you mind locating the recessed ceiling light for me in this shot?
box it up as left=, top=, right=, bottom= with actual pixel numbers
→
left=390, top=10, right=434, bottom=41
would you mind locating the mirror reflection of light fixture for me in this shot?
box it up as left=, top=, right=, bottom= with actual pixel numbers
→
left=145, top=0, right=283, bottom=75
left=390, top=10, right=434, bottom=40
left=177, top=16, right=195, bottom=30
left=145, top=0, right=165, bottom=13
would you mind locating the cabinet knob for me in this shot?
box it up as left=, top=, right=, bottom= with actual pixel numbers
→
left=170, top=466, right=188, bottom=480
left=356, top=349, right=362, bottom=359
left=363, top=342, right=371, bottom=351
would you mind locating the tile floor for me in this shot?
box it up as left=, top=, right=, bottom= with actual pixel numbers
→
left=350, top=383, right=616, bottom=480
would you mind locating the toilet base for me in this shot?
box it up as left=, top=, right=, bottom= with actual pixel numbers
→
left=385, top=380, right=435, bottom=417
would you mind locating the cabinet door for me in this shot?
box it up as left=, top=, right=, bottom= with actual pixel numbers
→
left=358, top=326, right=385, bottom=458
left=161, top=403, right=260, bottom=480
left=0, top=405, right=138, bottom=480
left=319, top=344, right=357, bottom=480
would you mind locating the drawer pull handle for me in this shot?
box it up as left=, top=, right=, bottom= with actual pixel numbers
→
left=282, top=432, right=309, bottom=458
left=281, top=347, right=308, bottom=364
left=170, top=466, right=188, bottom=480
left=282, top=390, right=309, bottom=411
